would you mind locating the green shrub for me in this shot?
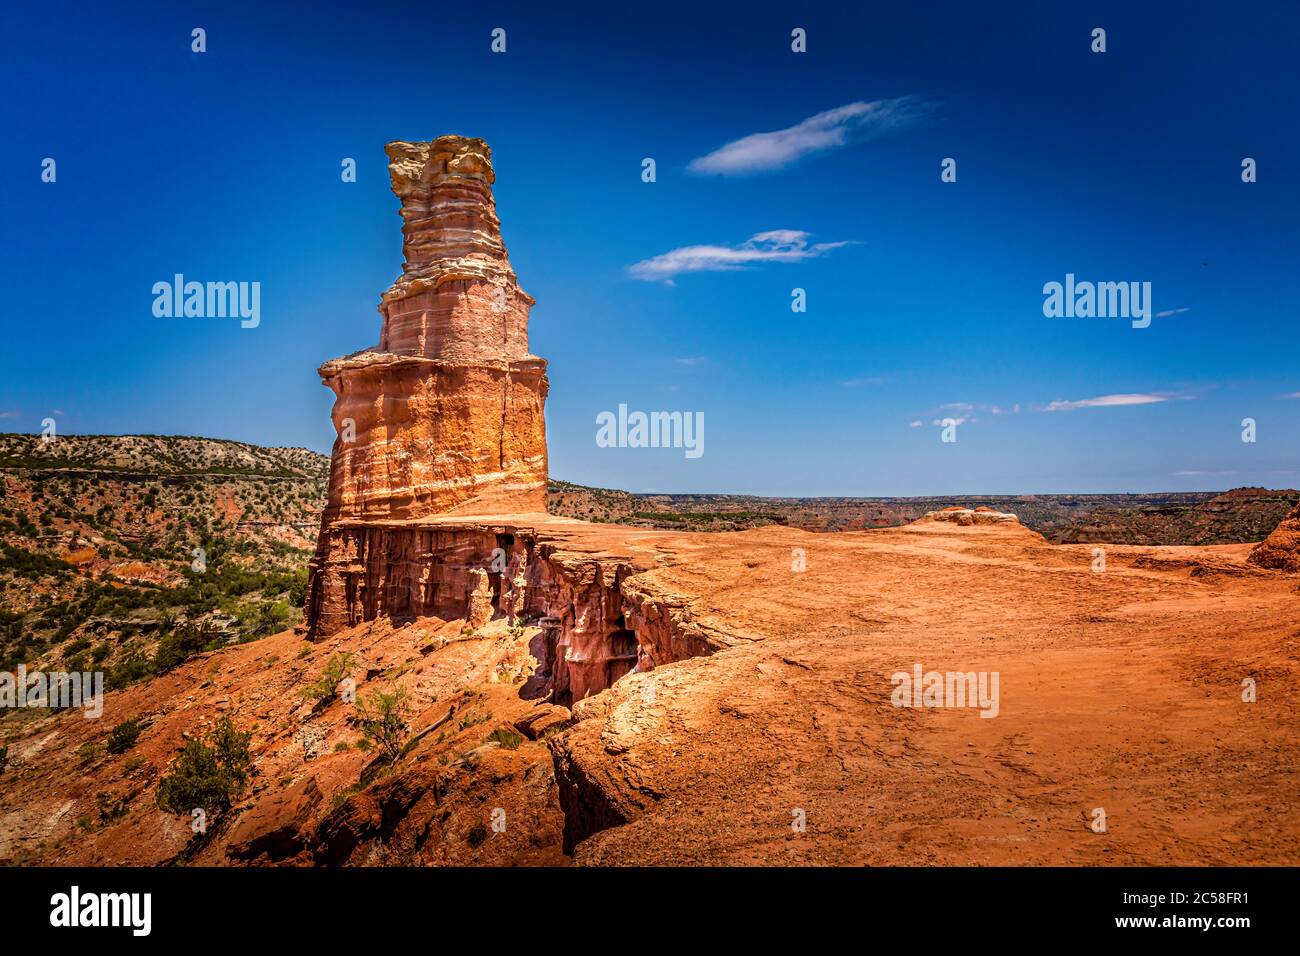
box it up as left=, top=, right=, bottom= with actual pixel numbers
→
left=155, top=716, right=252, bottom=818
left=486, top=727, right=524, bottom=750
left=354, top=686, right=411, bottom=765
left=153, top=620, right=220, bottom=673
left=299, top=652, right=353, bottom=704
left=106, top=718, right=141, bottom=755
left=106, top=653, right=154, bottom=691
left=96, top=791, right=129, bottom=825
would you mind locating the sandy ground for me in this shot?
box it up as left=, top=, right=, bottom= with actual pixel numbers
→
left=551, top=518, right=1300, bottom=864
left=2, top=515, right=1296, bottom=865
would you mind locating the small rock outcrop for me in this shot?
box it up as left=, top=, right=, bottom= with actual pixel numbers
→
left=1248, top=500, right=1300, bottom=572
left=916, top=506, right=1020, bottom=526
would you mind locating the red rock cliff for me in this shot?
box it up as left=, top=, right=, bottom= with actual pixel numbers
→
left=306, top=136, right=549, bottom=637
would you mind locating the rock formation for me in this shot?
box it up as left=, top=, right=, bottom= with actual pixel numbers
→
left=1053, top=487, right=1299, bottom=546
left=1248, top=499, right=1300, bottom=572
left=302, top=137, right=717, bottom=703
left=306, top=136, right=549, bottom=637
left=916, top=505, right=1021, bottom=526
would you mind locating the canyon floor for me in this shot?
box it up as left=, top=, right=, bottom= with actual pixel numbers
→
left=2, top=514, right=1297, bottom=866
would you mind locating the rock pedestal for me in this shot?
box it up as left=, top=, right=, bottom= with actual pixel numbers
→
left=306, top=137, right=549, bottom=638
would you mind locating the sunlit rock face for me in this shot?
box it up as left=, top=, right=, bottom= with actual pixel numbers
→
left=306, top=136, right=549, bottom=638
left=1248, top=500, right=1300, bottom=573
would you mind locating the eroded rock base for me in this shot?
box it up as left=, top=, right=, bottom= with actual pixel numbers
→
left=307, top=518, right=713, bottom=704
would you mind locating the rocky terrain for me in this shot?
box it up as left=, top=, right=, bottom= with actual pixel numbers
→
left=1052, top=487, right=1299, bottom=545
left=3, top=512, right=1297, bottom=866
left=1249, top=499, right=1300, bottom=572
left=2, top=135, right=1296, bottom=869
left=0, top=434, right=325, bottom=684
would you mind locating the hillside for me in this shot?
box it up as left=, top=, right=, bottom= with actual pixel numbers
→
left=0, top=434, right=328, bottom=687
left=547, top=480, right=1242, bottom=539
left=1052, top=487, right=1300, bottom=545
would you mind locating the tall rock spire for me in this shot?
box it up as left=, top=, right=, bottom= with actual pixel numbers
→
left=305, top=136, right=549, bottom=637
left=378, top=138, right=537, bottom=362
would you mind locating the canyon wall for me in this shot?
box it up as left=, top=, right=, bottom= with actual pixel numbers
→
left=306, top=520, right=716, bottom=703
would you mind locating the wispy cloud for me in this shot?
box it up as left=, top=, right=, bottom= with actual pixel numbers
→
left=1043, top=392, right=1194, bottom=412
left=628, top=229, right=851, bottom=282
left=931, top=416, right=970, bottom=427
left=674, top=356, right=707, bottom=366
left=1281, top=391, right=1300, bottom=399
left=1155, top=307, right=1191, bottom=318
left=0, top=411, right=20, bottom=419
left=841, top=375, right=887, bottom=388
left=687, top=97, right=934, bottom=175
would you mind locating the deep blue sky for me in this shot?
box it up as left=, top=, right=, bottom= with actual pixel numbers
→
left=2, top=1, right=1297, bottom=495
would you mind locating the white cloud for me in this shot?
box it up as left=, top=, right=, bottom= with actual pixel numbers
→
left=841, top=375, right=887, bottom=388
left=932, top=417, right=970, bottom=426
left=1281, top=391, right=1300, bottom=399
left=1043, top=392, right=1193, bottom=412
left=908, top=420, right=924, bottom=428
left=1155, top=307, right=1191, bottom=318
left=674, top=356, right=706, bottom=366
left=628, top=229, right=850, bottom=282
left=688, top=97, right=933, bottom=175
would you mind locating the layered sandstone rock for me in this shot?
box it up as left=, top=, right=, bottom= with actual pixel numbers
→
left=1248, top=500, right=1300, bottom=572
left=915, top=505, right=1021, bottom=526
left=307, top=136, right=548, bottom=639
left=304, top=138, right=728, bottom=701
left=306, top=517, right=724, bottom=702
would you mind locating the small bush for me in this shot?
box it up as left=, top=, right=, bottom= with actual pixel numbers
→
left=105, top=718, right=141, bottom=755
left=96, top=791, right=129, bottom=825
left=354, top=686, right=411, bottom=765
left=299, top=652, right=353, bottom=704
left=154, top=620, right=220, bottom=674
left=155, top=716, right=252, bottom=818
left=486, top=727, right=523, bottom=750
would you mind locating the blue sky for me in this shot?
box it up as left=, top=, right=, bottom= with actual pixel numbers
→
left=2, top=1, right=1297, bottom=495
